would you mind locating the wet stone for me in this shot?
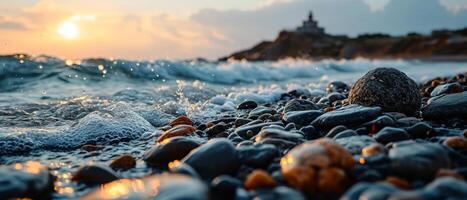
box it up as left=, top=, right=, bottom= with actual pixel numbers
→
left=211, top=175, right=242, bottom=198
left=283, top=99, right=318, bottom=113
left=430, top=82, right=462, bottom=97
left=389, top=141, right=451, bottom=180
left=312, top=105, right=382, bottom=130
left=325, top=125, right=348, bottom=138
left=253, top=186, right=306, bottom=200
left=205, top=122, right=227, bottom=138
left=235, top=118, right=253, bottom=127
left=333, top=129, right=358, bottom=140
left=143, top=136, right=201, bottom=167
left=443, top=136, right=467, bottom=150
left=406, top=122, right=432, bottom=139
left=82, top=174, right=208, bottom=200
left=335, top=135, right=376, bottom=155
left=169, top=115, right=193, bottom=126
left=237, top=100, right=258, bottom=110
left=254, top=128, right=304, bottom=144
left=422, top=91, right=467, bottom=120
left=156, top=124, right=196, bottom=143
left=348, top=67, right=421, bottom=115
left=422, top=177, right=467, bottom=199
left=109, top=154, right=136, bottom=170
left=249, top=106, right=276, bottom=117
left=238, top=144, right=279, bottom=168
left=282, top=110, right=324, bottom=127
left=299, top=125, right=321, bottom=140
left=72, top=164, right=119, bottom=185
left=244, top=170, right=276, bottom=190
left=0, top=161, right=54, bottom=199
left=235, top=122, right=282, bottom=139
left=327, top=92, right=346, bottom=103
left=326, top=81, right=350, bottom=93
left=373, top=127, right=410, bottom=144
left=281, top=138, right=354, bottom=194
left=182, top=138, right=240, bottom=180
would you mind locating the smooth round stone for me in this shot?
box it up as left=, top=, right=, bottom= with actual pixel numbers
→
left=235, top=122, right=283, bottom=139
left=235, top=118, right=253, bottom=127
left=238, top=144, right=279, bottom=168
left=282, top=110, right=324, bottom=127
left=333, top=129, right=358, bottom=139
left=335, top=135, right=376, bottom=155
left=422, top=177, right=467, bottom=199
left=211, top=175, right=242, bottom=197
left=389, top=141, right=451, bottom=180
left=326, top=81, right=350, bottom=93
left=360, top=115, right=395, bottom=133
left=396, top=117, right=422, bottom=127
left=406, top=122, right=432, bottom=139
left=374, top=127, right=410, bottom=144
left=182, top=138, right=240, bottom=180
left=300, top=125, right=321, bottom=140
left=254, top=128, right=304, bottom=144
left=237, top=100, right=258, bottom=110
left=287, top=88, right=312, bottom=98
left=325, top=125, right=348, bottom=138
left=283, top=99, right=318, bottom=113
left=430, top=82, right=462, bottom=97
left=249, top=106, right=276, bottom=117
left=109, top=154, right=136, bottom=170
left=443, top=136, right=467, bottom=150
left=143, top=136, right=201, bottom=167
left=169, top=115, right=193, bottom=126
left=327, top=92, right=346, bottom=103
left=244, top=170, right=276, bottom=190
left=157, top=125, right=196, bottom=143
left=0, top=161, right=54, bottom=199
left=312, top=105, right=382, bottom=129
left=205, top=123, right=227, bottom=138
left=72, top=164, right=119, bottom=184
left=82, top=174, right=208, bottom=200
left=348, top=68, right=421, bottom=115
left=422, top=91, right=467, bottom=120
left=252, top=186, right=306, bottom=200
left=281, top=138, right=354, bottom=194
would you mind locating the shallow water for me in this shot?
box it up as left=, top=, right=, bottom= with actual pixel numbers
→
left=1, top=55, right=467, bottom=198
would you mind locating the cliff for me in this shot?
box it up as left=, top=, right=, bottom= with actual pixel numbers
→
left=221, top=28, right=467, bottom=61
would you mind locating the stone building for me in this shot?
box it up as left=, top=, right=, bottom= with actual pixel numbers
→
left=296, top=12, right=325, bottom=35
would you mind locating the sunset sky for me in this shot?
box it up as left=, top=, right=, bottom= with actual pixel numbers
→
left=1, top=0, right=467, bottom=60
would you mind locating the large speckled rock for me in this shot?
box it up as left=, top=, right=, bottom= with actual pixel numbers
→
left=348, top=68, right=421, bottom=115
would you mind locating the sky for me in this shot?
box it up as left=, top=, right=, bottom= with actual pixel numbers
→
left=0, top=0, right=466, bottom=60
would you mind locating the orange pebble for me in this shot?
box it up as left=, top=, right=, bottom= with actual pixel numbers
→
left=169, top=116, right=193, bottom=126
left=244, top=170, right=277, bottom=190
left=385, top=176, right=410, bottom=189
left=109, top=154, right=136, bottom=170
left=157, top=125, right=196, bottom=143
left=443, top=136, right=467, bottom=150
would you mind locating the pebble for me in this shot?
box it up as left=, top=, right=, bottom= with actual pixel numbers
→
left=235, top=122, right=282, bottom=139
left=430, top=82, right=462, bottom=97
left=385, top=176, right=410, bottom=189
left=249, top=106, right=276, bottom=117
left=238, top=144, right=279, bottom=168
left=333, top=129, right=358, bottom=139
left=282, top=110, right=324, bottom=127
left=348, top=67, right=421, bottom=115
left=82, top=144, right=104, bottom=152
left=0, top=161, right=54, bottom=199
left=422, top=91, right=467, bottom=120
left=283, top=99, right=318, bottom=113
left=169, top=115, right=193, bottom=126
left=143, top=136, right=201, bottom=167
left=326, top=81, right=350, bottom=93
left=252, top=186, right=306, bottom=200
left=72, top=164, right=119, bottom=184
left=205, top=122, right=227, bottom=138
left=373, top=127, right=410, bottom=144
left=237, top=100, right=258, bottom=110
left=211, top=175, right=242, bottom=198
left=244, top=170, right=277, bottom=190
left=109, top=154, right=136, bottom=170
left=312, top=104, right=382, bottom=129
left=361, top=143, right=386, bottom=157
left=157, top=124, right=196, bottom=143
left=389, top=141, right=451, bottom=180
left=443, top=136, right=467, bottom=150
left=82, top=174, right=208, bottom=200
left=406, top=122, right=432, bottom=138
left=281, top=138, right=354, bottom=194
left=335, top=135, right=376, bottom=155
left=182, top=138, right=240, bottom=180
left=254, top=128, right=304, bottom=144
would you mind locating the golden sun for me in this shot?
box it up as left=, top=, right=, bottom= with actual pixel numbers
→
left=57, top=22, right=79, bottom=39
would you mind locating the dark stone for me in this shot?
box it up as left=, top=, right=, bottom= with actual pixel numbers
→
left=395, top=117, right=421, bottom=127
left=205, top=123, right=227, bottom=138
left=406, top=122, right=432, bottom=139
left=253, top=186, right=305, bottom=200
left=284, top=123, right=296, bottom=131
left=360, top=115, right=395, bottom=133
left=235, top=118, right=253, bottom=127
left=211, top=175, right=242, bottom=198
left=238, top=144, right=279, bottom=168
left=422, top=177, right=467, bottom=199
left=430, top=82, right=462, bottom=97
left=72, top=164, right=119, bottom=184
left=237, top=101, right=258, bottom=110
left=327, top=92, right=346, bottom=103
left=82, top=174, right=208, bottom=200
left=249, top=106, right=276, bottom=117
left=282, top=110, right=324, bottom=127
left=235, top=122, right=282, bottom=139
left=325, top=125, right=348, bottom=138
left=283, top=99, right=318, bottom=113
left=0, top=162, right=54, bottom=199
left=300, top=125, right=321, bottom=140
left=333, top=129, right=358, bottom=139
left=170, top=163, right=200, bottom=179
left=389, top=141, right=451, bottom=180
left=374, top=127, right=410, bottom=144
left=143, top=136, right=201, bottom=167
left=348, top=68, right=421, bottom=115
left=422, top=92, right=467, bottom=120
left=312, top=105, right=382, bottom=129
left=182, top=139, right=240, bottom=180
left=326, top=81, right=350, bottom=93
left=254, top=128, right=304, bottom=144
left=335, top=135, right=376, bottom=155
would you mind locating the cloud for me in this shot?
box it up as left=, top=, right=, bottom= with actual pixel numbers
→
left=0, top=20, right=29, bottom=30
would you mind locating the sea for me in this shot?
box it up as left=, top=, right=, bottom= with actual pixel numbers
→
left=1, top=55, right=466, bottom=198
